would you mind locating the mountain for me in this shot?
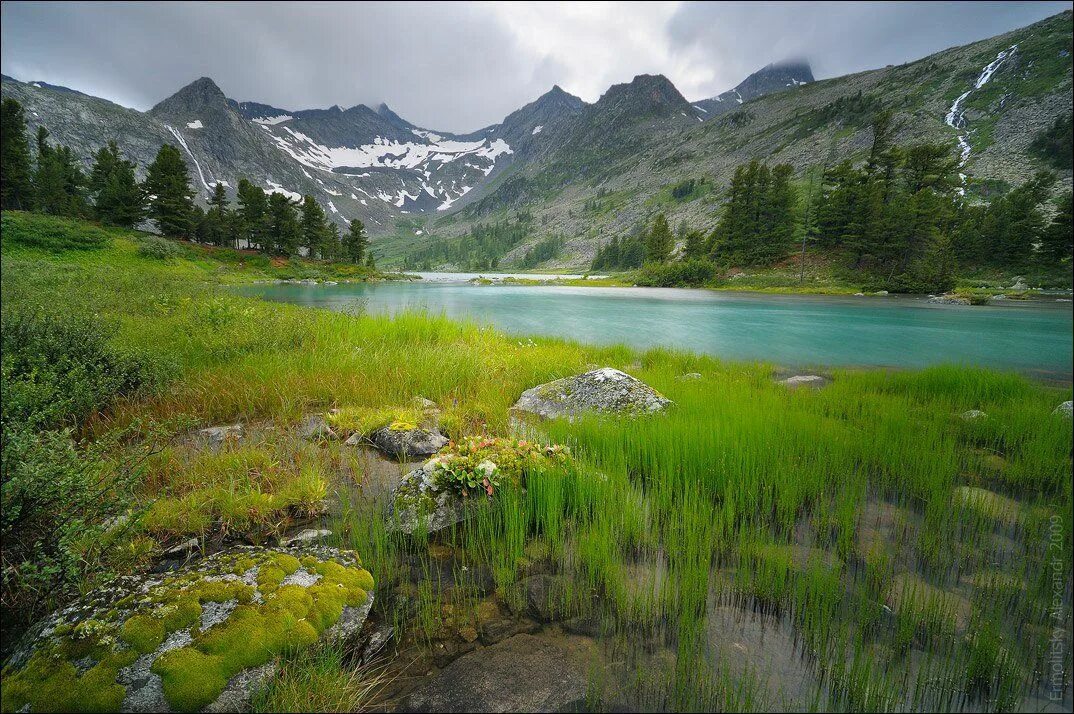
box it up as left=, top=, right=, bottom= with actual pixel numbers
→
left=406, top=10, right=1071, bottom=268
left=1, top=10, right=1070, bottom=267
left=693, top=60, right=815, bottom=118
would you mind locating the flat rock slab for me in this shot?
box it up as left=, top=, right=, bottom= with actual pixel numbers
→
left=400, top=633, right=591, bottom=713
left=512, top=368, right=671, bottom=420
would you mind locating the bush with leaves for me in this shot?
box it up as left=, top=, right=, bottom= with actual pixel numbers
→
left=1, top=310, right=164, bottom=630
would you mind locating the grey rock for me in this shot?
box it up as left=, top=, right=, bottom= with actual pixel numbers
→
left=278, top=528, right=332, bottom=546
left=928, top=295, right=971, bottom=305
left=512, top=368, right=671, bottom=420
left=677, top=372, right=702, bottom=381
left=298, top=413, right=336, bottom=441
left=163, top=537, right=200, bottom=558
left=401, top=634, right=589, bottom=713
left=779, top=374, right=828, bottom=389
left=197, top=424, right=243, bottom=448
left=961, top=409, right=988, bottom=421
left=1054, top=401, right=1073, bottom=419
left=388, top=462, right=479, bottom=535
left=369, top=425, right=448, bottom=460
left=521, top=574, right=569, bottom=622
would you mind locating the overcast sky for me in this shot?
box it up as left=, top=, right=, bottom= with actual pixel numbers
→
left=2, top=1, right=1069, bottom=133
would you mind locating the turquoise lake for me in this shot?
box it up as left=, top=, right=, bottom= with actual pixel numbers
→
left=235, top=277, right=1074, bottom=379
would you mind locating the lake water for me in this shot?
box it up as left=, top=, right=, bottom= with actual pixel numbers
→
left=236, top=276, right=1073, bottom=379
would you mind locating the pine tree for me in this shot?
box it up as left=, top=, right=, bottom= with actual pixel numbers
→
left=1, top=98, right=34, bottom=210
left=324, top=222, right=342, bottom=261
left=145, top=144, right=195, bottom=238
left=267, top=192, right=301, bottom=256
left=1038, top=191, right=1072, bottom=266
left=237, top=178, right=269, bottom=251
left=33, top=127, right=86, bottom=217
left=645, top=213, right=673, bottom=263
left=300, top=195, right=329, bottom=259
left=89, top=141, right=145, bottom=228
left=343, top=218, right=369, bottom=264
left=683, top=230, right=706, bottom=260
left=203, top=182, right=229, bottom=246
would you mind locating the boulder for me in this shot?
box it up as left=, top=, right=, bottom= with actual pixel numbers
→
left=400, top=634, right=590, bottom=713
left=388, top=462, right=477, bottom=535
left=928, top=295, right=970, bottom=305
left=779, top=374, right=828, bottom=389
left=677, top=372, right=702, bottom=381
left=197, top=424, right=243, bottom=449
left=1054, top=401, right=1072, bottom=419
left=961, top=409, right=988, bottom=421
left=1, top=545, right=374, bottom=713
left=512, top=368, right=671, bottom=420
left=369, top=424, right=448, bottom=460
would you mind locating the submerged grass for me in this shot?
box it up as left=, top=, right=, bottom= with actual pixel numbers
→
left=2, top=211, right=1071, bottom=711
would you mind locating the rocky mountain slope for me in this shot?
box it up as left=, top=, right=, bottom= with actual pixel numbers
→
left=693, top=60, right=815, bottom=118
left=1, top=10, right=1070, bottom=267
left=408, top=10, right=1071, bottom=268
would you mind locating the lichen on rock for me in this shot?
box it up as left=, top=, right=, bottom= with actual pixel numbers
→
left=511, top=368, right=672, bottom=421
left=1, top=545, right=374, bottom=713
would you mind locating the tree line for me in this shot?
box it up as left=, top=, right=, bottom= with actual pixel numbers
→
left=591, top=110, right=1072, bottom=291
left=0, top=98, right=372, bottom=265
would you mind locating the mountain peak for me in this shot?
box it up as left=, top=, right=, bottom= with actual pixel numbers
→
left=598, top=73, right=691, bottom=118
left=693, top=60, right=813, bottom=118
left=150, top=76, right=227, bottom=117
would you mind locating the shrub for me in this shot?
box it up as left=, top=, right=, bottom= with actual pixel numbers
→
left=136, top=234, right=187, bottom=260
left=634, top=259, right=718, bottom=287
left=1, top=310, right=162, bottom=432
left=0, top=211, right=110, bottom=252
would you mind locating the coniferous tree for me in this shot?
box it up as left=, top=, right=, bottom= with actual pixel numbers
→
left=682, top=229, right=706, bottom=260
left=203, top=182, right=229, bottom=246
left=324, top=222, right=342, bottom=261
left=300, top=195, right=329, bottom=259
left=89, top=141, right=145, bottom=228
left=145, top=144, right=195, bottom=238
left=267, top=192, right=301, bottom=256
left=645, top=213, right=674, bottom=263
left=237, top=178, right=269, bottom=251
left=33, top=127, right=86, bottom=217
left=344, top=218, right=369, bottom=264
left=1038, top=191, right=1072, bottom=266
left=1, top=98, right=34, bottom=210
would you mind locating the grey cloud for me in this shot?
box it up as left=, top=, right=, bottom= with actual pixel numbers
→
left=2, top=1, right=1070, bottom=133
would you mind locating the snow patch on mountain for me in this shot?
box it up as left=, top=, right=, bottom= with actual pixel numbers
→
left=186, top=119, right=203, bottom=129
left=532, top=125, right=544, bottom=135
left=252, top=115, right=292, bottom=125
left=264, top=181, right=301, bottom=201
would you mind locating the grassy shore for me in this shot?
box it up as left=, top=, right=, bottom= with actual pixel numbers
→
left=2, top=211, right=1071, bottom=711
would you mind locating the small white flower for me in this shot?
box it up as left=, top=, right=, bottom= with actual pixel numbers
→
left=477, top=459, right=497, bottom=476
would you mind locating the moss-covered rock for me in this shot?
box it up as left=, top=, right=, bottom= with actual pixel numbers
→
left=388, top=437, right=570, bottom=535
left=1, top=545, right=374, bottom=713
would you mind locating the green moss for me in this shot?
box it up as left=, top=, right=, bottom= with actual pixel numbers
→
left=152, top=648, right=228, bottom=713
left=121, top=614, right=165, bottom=654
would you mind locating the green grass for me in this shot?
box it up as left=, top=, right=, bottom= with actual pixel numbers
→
left=2, top=211, right=1071, bottom=711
